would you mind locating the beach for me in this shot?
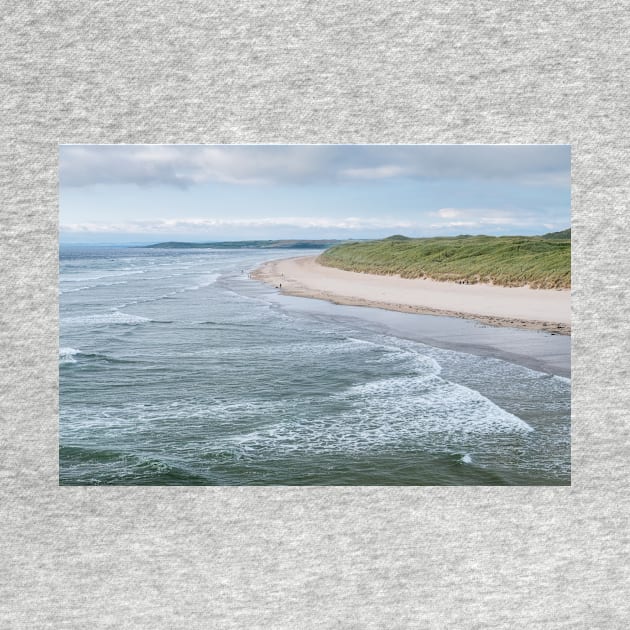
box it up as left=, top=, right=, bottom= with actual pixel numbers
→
left=252, top=255, right=571, bottom=335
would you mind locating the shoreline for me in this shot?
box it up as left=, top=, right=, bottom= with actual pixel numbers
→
left=251, top=255, right=571, bottom=335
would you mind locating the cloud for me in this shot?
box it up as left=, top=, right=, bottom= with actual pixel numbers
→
left=60, top=206, right=569, bottom=238
left=60, top=216, right=420, bottom=234
left=430, top=207, right=564, bottom=230
left=341, top=165, right=409, bottom=179
left=59, top=145, right=570, bottom=188
left=436, top=208, right=465, bottom=219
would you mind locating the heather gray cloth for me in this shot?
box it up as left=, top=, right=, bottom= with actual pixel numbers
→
left=1, top=2, right=628, bottom=628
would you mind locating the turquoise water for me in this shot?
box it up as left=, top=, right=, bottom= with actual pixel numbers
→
left=59, top=246, right=571, bottom=485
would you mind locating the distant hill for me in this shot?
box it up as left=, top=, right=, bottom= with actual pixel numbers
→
left=145, top=239, right=344, bottom=250
left=383, top=234, right=412, bottom=241
left=319, top=233, right=570, bottom=289
left=541, top=228, right=571, bottom=239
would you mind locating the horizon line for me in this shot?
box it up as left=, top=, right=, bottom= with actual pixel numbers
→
left=60, top=227, right=571, bottom=246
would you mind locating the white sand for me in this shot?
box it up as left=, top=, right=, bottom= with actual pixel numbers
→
left=252, top=255, right=571, bottom=334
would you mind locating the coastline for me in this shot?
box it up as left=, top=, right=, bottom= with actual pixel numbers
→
left=251, top=255, right=571, bottom=335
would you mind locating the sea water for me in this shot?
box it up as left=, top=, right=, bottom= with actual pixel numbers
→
left=59, top=246, right=571, bottom=485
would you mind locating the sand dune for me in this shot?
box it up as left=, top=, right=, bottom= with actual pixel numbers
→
left=252, top=255, right=571, bottom=334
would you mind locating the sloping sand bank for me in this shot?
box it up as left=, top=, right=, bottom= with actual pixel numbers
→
left=252, top=256, right=571, bottom=335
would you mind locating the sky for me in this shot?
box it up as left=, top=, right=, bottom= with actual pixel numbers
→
left=59, top=145, right=571, bottom=244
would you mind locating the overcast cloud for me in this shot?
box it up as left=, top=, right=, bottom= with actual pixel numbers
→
left=59, top=145, right=570, bottom=242
left=60, top=144, right=570, bottom=188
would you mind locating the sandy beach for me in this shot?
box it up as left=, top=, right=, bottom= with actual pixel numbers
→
left=252, top=255, right=571, bottom=334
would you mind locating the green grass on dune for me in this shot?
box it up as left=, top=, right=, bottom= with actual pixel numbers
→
left=318, top=232, right=571, bottom=289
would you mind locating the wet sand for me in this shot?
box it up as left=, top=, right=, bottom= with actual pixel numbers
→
left=252, top=255, right=571, bottom=335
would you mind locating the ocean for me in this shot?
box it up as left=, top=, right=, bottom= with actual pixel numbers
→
left=59, top=245, right=571, bottom=485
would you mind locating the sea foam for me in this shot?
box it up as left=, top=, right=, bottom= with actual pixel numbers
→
left=63, top=311, right=153, bottom=326
left=59, top=347, right=81, bottom=363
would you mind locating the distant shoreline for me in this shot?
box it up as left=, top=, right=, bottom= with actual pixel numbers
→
left=252, top=255, right=571, bottom=335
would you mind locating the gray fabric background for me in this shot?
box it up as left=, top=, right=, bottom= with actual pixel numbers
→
left=1, top=2, right=628, bottom=627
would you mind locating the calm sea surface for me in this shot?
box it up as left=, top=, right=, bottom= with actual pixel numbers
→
left=59, top=246, right=571, bottom=485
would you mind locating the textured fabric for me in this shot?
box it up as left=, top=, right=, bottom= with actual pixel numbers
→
left=1, top=2, right=629, bottom=627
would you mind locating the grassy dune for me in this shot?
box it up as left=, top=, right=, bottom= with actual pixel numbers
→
left=318, top=232, right=571, bottom=289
